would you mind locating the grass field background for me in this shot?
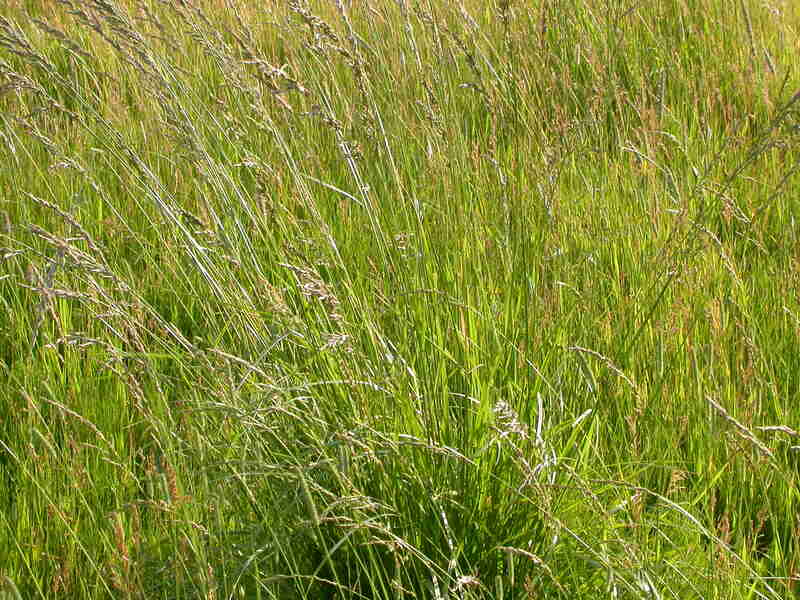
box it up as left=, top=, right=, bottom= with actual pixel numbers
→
left=2, top=0, right=800, bottom=597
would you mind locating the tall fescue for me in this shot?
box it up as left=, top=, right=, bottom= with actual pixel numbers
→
left=2, top=0, right=800, bottom=598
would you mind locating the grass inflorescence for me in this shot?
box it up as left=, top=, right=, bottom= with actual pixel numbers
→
left=2, top=0, right=800, bottom=598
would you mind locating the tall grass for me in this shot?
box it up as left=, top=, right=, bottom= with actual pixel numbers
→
left=2, top=0, right=800, bottom=597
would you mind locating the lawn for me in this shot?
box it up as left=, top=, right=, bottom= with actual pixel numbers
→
left=2, top=0, right=800, bottom=598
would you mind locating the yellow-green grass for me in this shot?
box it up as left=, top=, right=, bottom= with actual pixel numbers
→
left=2, top=0, right=800, bottom=598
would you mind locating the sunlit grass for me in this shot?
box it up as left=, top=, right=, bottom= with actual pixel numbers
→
left=2, top=1, right=800, bottom=598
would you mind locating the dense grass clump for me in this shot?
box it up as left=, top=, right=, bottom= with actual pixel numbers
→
left=2, top=1, right=800, bottom=598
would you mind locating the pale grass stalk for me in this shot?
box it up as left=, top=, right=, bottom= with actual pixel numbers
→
left=707, top=395, right=774, bottom=459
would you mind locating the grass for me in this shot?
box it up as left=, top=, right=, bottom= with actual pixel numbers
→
left=2, top=0, right=800, bottom=597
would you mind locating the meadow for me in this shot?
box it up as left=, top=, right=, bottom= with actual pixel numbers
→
left=2, top=0, right=800, bottom=597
